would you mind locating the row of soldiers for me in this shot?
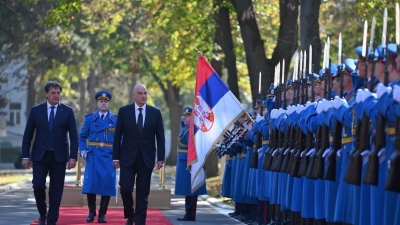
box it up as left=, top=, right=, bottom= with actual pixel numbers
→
left=217, top=40, right=400, bottom=225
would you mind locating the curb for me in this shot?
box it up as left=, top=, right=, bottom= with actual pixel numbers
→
left=0, top=178, right=31, bottom=194
left=167, top=176, right=234, bottom=210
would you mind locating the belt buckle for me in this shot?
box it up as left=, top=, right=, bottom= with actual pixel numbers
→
left=99, top=142, right=104, bottom=147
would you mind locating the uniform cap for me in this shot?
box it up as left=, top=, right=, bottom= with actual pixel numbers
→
left=95, top=90, right=112, bottom=101
left=182, top=107, right=192, bottom=115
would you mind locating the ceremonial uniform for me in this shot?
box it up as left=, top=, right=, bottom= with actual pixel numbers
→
left=79, top=90, right=117, bottom=223
left=175, top=107, right=207, bottom=221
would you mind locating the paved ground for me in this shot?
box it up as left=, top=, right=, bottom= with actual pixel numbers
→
left=0, top=169, right=243, bottom=225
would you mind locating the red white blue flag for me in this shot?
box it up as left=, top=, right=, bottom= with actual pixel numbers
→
left=188, top=55, right=246, bottom=193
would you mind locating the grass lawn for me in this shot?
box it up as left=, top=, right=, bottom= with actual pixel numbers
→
left=0, top=174, right=31, bottom=185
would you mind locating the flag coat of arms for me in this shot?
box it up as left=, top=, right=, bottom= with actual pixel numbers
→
left=188, top=55, right=246, bottom=193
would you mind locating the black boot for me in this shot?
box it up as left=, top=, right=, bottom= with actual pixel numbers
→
left=86, top=194, right=96, bottom=222
left=98, top=196, right=110, bottom=223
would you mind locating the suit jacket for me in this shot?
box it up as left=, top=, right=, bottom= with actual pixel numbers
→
left=113, top=103, right=165, bottom=168
left=22, top=102, right=79, bottom=162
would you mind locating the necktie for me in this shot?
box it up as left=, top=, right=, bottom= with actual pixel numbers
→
left=137, top=108, right=143, bottom=134
left=101, top=114, right=105, bottom=120
left=49, top=106, right=55, bottom=130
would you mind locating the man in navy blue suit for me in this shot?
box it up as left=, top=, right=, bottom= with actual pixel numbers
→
left=22, top=81, right=79, bottom=225
left=113, top=83, right=165, bottom=225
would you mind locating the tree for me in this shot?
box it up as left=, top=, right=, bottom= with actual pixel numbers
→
left=231, top=0, right=299, bottom=103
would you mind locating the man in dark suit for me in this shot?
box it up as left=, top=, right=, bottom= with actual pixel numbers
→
left=22, top=81, right=79, bottom=225
left=113, top=83, right=165, bottom=225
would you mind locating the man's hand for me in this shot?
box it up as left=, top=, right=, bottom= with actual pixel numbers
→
left=67, top=159, right=77, bottom=170
left=155, top=161, right=164, bottom=170
left=22, top=159, right=31, bottom=169
left=113, top=160, right=120, bottom=169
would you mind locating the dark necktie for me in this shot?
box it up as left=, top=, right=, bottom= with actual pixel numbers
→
left=49, top=106, right=55, bottom=130
left=137, top=108, right=143, bottom=134
left=101, top=114, right=105, bottom=120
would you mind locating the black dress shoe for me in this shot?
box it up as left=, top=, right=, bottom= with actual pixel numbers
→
left=98, top=214, right=106, bottom=223
left=125, top=217, right=134, bottom=225
left=37, top=215, right=46, bottom=225
left=177, top=217, right=196, bottom=221
left=86, top=211, right=96, bottom=222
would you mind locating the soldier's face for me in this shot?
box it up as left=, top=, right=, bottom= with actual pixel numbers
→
left=332, top=77, right=341, bottom=94
left=45, top=87, right=61, bottom=106
left=97, top=100, right=110, bottom=112
left=375, top=62, right=385, bottom=83
left=396, top=54, right=400, bottom=73
left=183, top=114, right=191, bottom=125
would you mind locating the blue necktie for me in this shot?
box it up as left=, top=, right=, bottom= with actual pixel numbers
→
left=49, top=106, right=55, bottom=130
left=137, top=108, right=143, bottom=134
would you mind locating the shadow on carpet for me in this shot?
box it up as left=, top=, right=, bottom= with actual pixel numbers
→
left=30, top=207, right=173, bottom=225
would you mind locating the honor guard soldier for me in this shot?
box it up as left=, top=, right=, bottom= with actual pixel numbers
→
left=79, top=90, right=117, bottom=223
left=175, top=107, right=207, bottom=221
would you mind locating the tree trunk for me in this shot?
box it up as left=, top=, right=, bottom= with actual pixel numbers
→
left=270, top=0, right=300, bottom=84
left=231, top=0, right=268, bottom=103
left=25, top=69, right=37, bottom=118
left=300, top=0, right=321, bottom=74
left=87, top=65, right=97, bottom=112
left=232, top=0, right=299, bottom=102
left=215, top=0, right=240, bottom=101
left=77, top=77, right=86, bottom=129
left=158, top=81, right=181, bottom=166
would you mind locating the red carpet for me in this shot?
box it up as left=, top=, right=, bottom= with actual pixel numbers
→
left=30, top=207, right=173, bottom=225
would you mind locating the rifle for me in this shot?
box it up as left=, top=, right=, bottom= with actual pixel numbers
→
left=290, top=67, right=308, bottom=177
left=250, top=87, right=265, bottom=169
left=262, top=84, right=281, bottom=171
left=324, top=57, right=345, bottom=181
left=385, top=113, right=400, bottom=192
left=346, top=45, right=375, bottom=185
left=287, top=71, right=304, bottom=175
left=310, top=60, right=332, bottom=179
left=298, top=73, right=315, bottom=176
left=364, top=40, right=389, bottom=185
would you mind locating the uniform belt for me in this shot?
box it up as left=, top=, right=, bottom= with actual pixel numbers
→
left=386, top=127, right=395, bottom=135
left=178, top=149, right=188, bottom=153
left=88, top=142, right=113, bottom=147
left=226, top=156, right=233, bottom=160
left=342, top=137, right=353, bottom=145
left=262, top=140, right=269, bottom=144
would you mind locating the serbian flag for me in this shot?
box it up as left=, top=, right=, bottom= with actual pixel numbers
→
left=188, top=55, right=246, bottom=193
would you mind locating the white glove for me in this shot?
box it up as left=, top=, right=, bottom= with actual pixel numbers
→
left=287, top=105, right=294, bottom=115
left=378, top=148, right=386, bottom=164
left=257, top=147, right=263, bottom=154
left=361, top=150, right=371, bottom=166
left=376, top=83, right=392, bottom=99
left=80, top=150, right=87, bottom=159
left=393, top=85, right=400, bottom=103
left=305, top=101, right=316, bottom=109
left=333, top=96, right=349, bottom=109
left=337, top=149, right=342, bottom=158
left=322, top=148, right=332, bottom=158
left=322, top=100, right=333, bottom=112
left=284, top=148, right=290, bottom=155
left=316, top=101, right=324, bottom=114
left=306, top=148, right=316, bottom=156
left=362, top=88, right=377, bottom=102
left=256, top=113, right=264, bottom=123
left=271, top=109, right=278, bottom=119
left=356, top=89, right=364, bottom=103
left=296, top=105, right=305, bottom=114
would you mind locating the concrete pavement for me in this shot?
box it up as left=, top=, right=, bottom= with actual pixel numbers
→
left=0, top=168, right=243, bottom=224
